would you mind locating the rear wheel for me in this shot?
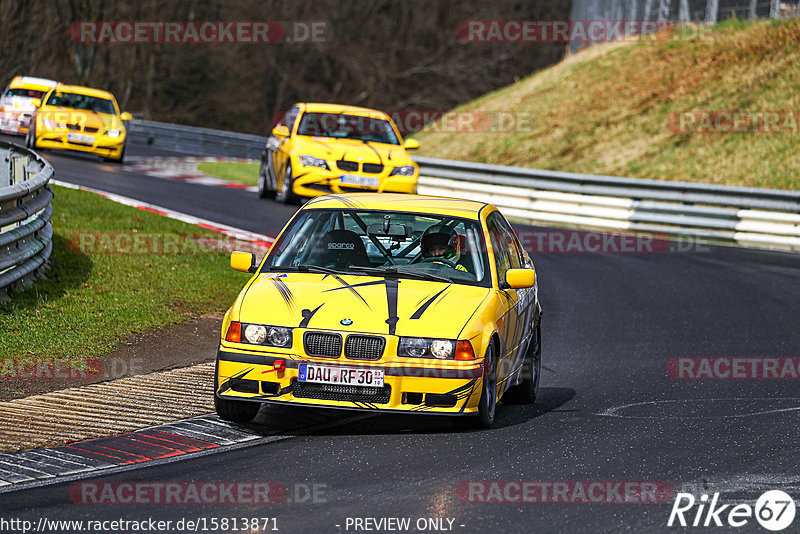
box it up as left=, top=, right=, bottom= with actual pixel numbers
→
left=505, top=322, right=541, bottom=404
left=454, top=342, right=497, bottom=430
left=214, top=395, right=261, bottom=423
left=276, top=163, right=299, bottom=204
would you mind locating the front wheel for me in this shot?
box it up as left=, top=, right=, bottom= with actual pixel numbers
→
left=215, top=395, right=261, bottom=423
left=275, top=163, right=299, bottom=204
left=105, top=142, right=126, bottom=164
left=454, top=342, right=497, bottom=430
left=25, top=124, right=36, bottom=149
left=258, top=151, right=276, bottom=199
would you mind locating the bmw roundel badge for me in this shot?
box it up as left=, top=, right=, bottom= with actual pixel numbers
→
left=340, top=318, right=353, bottom=326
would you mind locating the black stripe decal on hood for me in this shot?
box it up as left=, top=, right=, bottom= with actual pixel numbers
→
left=384, top=278, right=399, bottom=335
left=410, top=285, right=450, bottom=320
left=270, top=277, right=296, bottom=313
left=299, top=304, right=324, bottom=328
left=321, top=275, right=374, bottom=310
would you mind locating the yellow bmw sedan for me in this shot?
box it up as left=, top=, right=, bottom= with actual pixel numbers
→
left=216, top=194, right=542, bottom=429
left=258, top=102, right=420, bottom=203
left=26, top=83, right=132, bottom=163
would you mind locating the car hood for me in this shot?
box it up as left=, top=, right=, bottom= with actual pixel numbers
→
left=40, top=106, right=123, bottom=131
left=291, top=137, right=413, bottom=167
left=237, top=272, right=490, bottom=339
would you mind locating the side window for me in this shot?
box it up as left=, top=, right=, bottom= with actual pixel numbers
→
left=492, top=213, right=522, bottom=270
left=486, top=214, right=513, bottom=284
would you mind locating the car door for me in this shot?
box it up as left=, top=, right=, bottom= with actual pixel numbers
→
left=486, top=212, right=522, bottom=390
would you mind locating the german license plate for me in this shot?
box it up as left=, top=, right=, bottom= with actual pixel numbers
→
left=67, top=133, right=95, bottom=145
left=298, top=363, right=384, bottom=387
left=340, top=174, right=379, bottom=188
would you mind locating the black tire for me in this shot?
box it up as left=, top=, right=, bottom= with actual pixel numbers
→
left=276, top=162, right=299, bottom=204
left=214, top=395, right=261, bottom=423
left=105, top=142, right=126, bottom=164
left=258, top=151, right=276, bottom=199
left=454, top=342, right=497, bottom=430
left=25, top=124, right=35, bottom=149
left=504, top=322, right=541, bottom=404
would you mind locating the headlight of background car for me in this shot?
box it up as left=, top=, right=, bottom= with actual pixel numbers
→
left=106, top=129, right=121, bottom=138
left=299, top=154, right=330, bottom=170
left=42, top=117, right=56, bottom=129
left=242, top=323, right=293, bottom=348
left=398, top=337, right=454, bottom=359
left=389, top=165, right=415, bottom=176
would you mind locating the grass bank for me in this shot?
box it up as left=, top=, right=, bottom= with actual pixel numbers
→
left=0, top=185, right=248, bottom=364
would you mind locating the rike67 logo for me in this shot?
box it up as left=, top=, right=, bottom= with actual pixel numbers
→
left=668, top=490, right=795, bottom=531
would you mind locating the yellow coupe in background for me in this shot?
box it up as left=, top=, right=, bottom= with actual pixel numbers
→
left=26, top=83, right=132, bottom=163
left=258, top=102, right=420, bottom=203
left=216, top=193, right=542, bottom=429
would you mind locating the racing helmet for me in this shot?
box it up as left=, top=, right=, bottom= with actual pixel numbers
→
left=421, top=223, right=461, bottom=262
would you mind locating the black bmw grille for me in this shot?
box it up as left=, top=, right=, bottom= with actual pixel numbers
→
left=361, top=163, right=384, bottom=174
left=337, top=160, right=358, bottom=172
left=291, top=380, right=391, bottom=404
left=303, top=332, right=342, bottom=358
left=344, top=335, right=385, bottom=361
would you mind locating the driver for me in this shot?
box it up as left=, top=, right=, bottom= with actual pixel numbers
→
left=421, top=224, right=467, bottom=272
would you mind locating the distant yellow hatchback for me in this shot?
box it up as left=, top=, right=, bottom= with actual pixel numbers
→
left=258, top=102, right=420, bottom=203
left=215, top=193, right=542, bottom=429
left=26, top=83, right=132, bottom=163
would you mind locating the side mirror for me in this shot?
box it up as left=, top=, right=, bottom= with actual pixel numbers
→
left=31, top=99, right=42, bottom=108
left=403, top=138, right=420, bottom=150
left=231, top=251, right=257, bottom=273
left=272, top=125, right=290, bottom=137
left=505, top=268, right=536, bottom=289
left=120, top=111, right=132, bottom=121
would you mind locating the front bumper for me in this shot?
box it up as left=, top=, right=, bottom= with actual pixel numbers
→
left=290, top=165, right=418, bottom=198
left=35, top=130, right=125, bottom=158
left=215, top=347, right=483, bottom=415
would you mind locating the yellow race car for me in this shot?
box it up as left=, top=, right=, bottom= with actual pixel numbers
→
left=216, top=193, right=542, bottom=429
left=26, top=83, right=132, bottom=163
left=258, top=102, right=420, bottom=203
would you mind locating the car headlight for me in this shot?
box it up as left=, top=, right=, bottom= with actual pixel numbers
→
left=299, top=155, right=329, bottom=170
left=398, top=337, right=455, bottom=359
left=43, top=117, right=56, bottom=129
left=389, top=165, right=416, bottom=176
left=106, top=129, right=121, bottom=138
left=234, top=322, right=293, bottom=348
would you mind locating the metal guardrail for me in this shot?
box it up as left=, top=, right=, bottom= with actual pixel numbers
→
left=414, top=157, right=800, bottom=251
left=0, top=142, right=54, bottom=304
left=128, top=119, right=266, bottom=160
left=127, top=119, right=800, bottom=252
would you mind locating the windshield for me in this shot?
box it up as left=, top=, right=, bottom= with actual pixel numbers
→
left=295, top=112, right=400, bottom=145
left=263, top=209, right=490, bottom=287
left=5, top=88, right=47, bottom=99
left=45, top=92, right=116, bottom=114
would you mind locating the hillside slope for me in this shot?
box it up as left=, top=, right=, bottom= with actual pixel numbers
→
left=416, top=19, right=800, bottom=190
